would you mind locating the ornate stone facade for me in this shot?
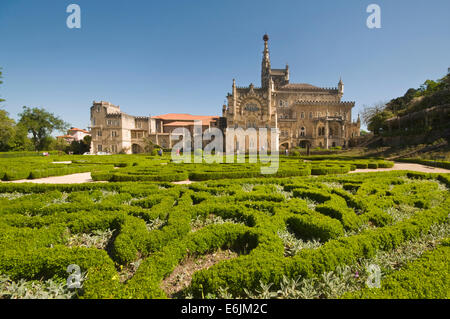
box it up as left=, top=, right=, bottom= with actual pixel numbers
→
left=89, top=101, right=220, bottom=154
left=223, top=34, right=360, bottom=150
left=90, top=34, right=360, bottom=154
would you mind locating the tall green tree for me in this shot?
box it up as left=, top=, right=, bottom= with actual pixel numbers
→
left=386, top=88, right=418, bottom=115
left=49, top=137, right=69, bottom=152
left=0, top=67, right=5, bottom=104
left=11, top=124, right=34, bottom=151
left=0, top=67, right=15, bottom=151
left=18, top=106, right=69, bottom=151
left=68, top=135, right=91, bottom=154
left=0, top=109, right=16, bottom=151
left=361, top=102, right=392, bottom=135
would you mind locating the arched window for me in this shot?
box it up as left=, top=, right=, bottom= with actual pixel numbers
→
left=279, top=100, right=288, bottom=108
left=301, top=112, right=305, bottom=119
left=300, top=127, right=306, bottom=137
left=309, top=112, right=313, bottom=119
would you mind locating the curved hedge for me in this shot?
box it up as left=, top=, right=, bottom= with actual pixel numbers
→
left=0, top=170, right=447, bottom=299
left=342, top=241, right=450, bottom=299
left=396, top=158, right=450, bottom=170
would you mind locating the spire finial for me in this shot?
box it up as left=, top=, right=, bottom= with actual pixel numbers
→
left=261, top=34, right=271, bottom=88
left=338, top=77, right=344, bottom=94
left=262, top=34, right=270, bottom=66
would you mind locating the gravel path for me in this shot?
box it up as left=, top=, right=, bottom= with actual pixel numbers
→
left=1, top=163, right=448, bottom=184
left=172, top=180, right=194, bottom=185
left=3, top=172, right=95, bottom=184
left=349, top=162, right=450, bottom=174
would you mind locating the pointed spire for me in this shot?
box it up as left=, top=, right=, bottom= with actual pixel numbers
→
left=261, top=34, right=271, bottom=88
left=285, top=63, right=290, bottom=82
left=232, top=78, right=237, bottom=97
left=262, top=34, right=270, bottom=69
left=338, top=77, right=344, bottom=94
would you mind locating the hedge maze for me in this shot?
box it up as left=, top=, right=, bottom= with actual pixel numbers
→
left=0, top=154, right=395, bottom=182
left=0, top=169, right=448, bottom=299
left=85, top=155, right=394, bottom=182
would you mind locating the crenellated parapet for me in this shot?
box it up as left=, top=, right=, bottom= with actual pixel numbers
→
left=134, top=116, right=149, bottom=121
left=293, top=100, right=355, bottom=106
left=105, top=113, right=122, bottom=118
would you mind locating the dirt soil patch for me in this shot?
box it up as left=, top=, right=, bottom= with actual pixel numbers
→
left=160, top=249, right=238, bottom=298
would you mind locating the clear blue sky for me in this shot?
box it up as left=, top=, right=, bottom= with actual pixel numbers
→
left=0, top=0, right=449, bottom=132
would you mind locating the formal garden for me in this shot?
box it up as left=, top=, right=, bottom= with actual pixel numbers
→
left=0, top=152, right=396, bottom=182
left=0, top=153, right=448, bottom=299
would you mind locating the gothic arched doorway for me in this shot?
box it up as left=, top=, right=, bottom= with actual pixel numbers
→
left=132, top=144, right=143, bottom=154
left=279, top=141, right=290, bottom=151
left=298, top=140, right=311, bottom=148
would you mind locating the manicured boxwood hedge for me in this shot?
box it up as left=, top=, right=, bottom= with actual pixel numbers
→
left=0, top=168, right=447, bottom=299
left=342, top=240, right=450, bottom=299
left=82, top=155, right=393, bottom=182
left=396, top=158, right=450, bottom=170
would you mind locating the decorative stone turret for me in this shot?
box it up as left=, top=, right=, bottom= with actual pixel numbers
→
left=338, top=77, right=344, bottom=95
left=285, top=64, right=290, bottom=83
left=261, top=34, right=271, bottom=88
left=232, top=79, right=237, bottom=120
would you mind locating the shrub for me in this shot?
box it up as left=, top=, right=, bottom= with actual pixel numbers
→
left=286, top=212, right=344, bottom=242
left=342, top=243, right=450, bottom=299
left=0, top=166, right=447, bottom=299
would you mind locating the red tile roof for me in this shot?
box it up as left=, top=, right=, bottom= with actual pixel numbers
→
left=68, top=128, right=90, bottom=134
left=152, top=113, right=218, bottom=121
left=163, top=121, right=195, bottom=127
left=164, top=120, right=214, bottom=126
left=152, top=113, right=219, bottom=126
